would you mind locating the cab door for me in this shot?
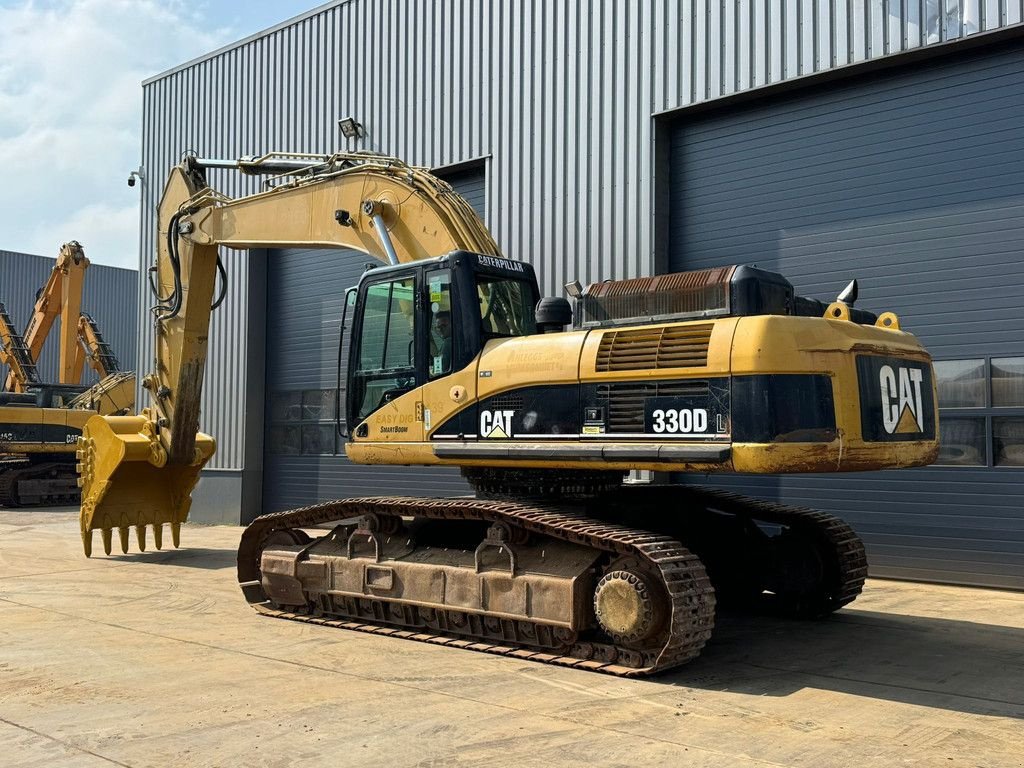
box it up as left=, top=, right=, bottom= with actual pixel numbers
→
left=347, top=270, right=424, bottom=441
left=418, top=266, right=479, bottom=438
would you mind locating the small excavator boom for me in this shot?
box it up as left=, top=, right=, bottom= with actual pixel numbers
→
left=4, top=241, right=89, bottom=391
left=0, top=301, right=41, bottom=390
left=73, top=312, right=121, bottom=381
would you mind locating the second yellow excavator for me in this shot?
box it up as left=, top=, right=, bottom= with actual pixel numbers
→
left=77, top=152, right=938, bottom=675
left=0, top=243, right=134, bottom=506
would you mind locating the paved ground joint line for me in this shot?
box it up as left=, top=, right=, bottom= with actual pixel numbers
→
left=0, top=715, right=134, bottom=768
left=0, top=595, right=789, bottom=766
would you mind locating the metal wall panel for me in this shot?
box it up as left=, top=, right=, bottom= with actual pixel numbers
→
left=140, top=1, right=1021, bottom=472
left=262, top=247, right=470, bottom=512
left=0, top=249, right=137, bottom=387
left=668, top=40, right=1024, bottom=589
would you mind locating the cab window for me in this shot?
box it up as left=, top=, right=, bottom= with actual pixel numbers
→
left=476, top=277, right=537, bottom=338
left=428, top=270, right=454, bottom=378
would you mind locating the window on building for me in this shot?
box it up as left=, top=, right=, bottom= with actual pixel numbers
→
left=268, top=388, right=341, bottom=455
left=934, top=356, right=1024, bottom=468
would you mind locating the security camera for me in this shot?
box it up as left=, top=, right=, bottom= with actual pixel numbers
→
left=128, top=166, right=145, bottom=188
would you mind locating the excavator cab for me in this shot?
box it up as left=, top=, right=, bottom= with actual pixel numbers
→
left=344, top=251, right=540, bottom=431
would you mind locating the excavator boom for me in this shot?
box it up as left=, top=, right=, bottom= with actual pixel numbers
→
left=74, top=312, right=121, bottom=381
left=78, top=152, right=500, bottom=554
left=3, top=242, right=89, bottom=392
left=0, top=302, right=41, bottom=390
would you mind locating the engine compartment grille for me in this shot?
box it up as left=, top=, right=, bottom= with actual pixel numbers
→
left=595, top=324, right=713, bottom=372
left=597, top=380, right=709, bottom=434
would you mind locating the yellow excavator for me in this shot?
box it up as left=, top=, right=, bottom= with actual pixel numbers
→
left=77, top=152, right=938, bottom=675
left=0, top=243, right=134, bottom=506
left=4, top=241, right=88, bottom=392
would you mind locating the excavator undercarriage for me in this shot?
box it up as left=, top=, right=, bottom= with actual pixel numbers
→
left=238, top=481, right=864, bottom=676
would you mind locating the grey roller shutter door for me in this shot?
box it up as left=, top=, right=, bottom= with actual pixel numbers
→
left=668, top=41, right=1024, bottom=589
left=262, top=248, right=470, bottom=514
left=435, top=165, right=487, bottom=221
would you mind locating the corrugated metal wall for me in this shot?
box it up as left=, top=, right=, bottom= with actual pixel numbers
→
left=667, top=39, right=1024, bottom=589
left=262, top=247, right=471, bottom=511
left=0, top=249, right=137, bottom=387
left=262, top=168, right=484, bottom=510
left=140, top=0, right=1021, bottom=471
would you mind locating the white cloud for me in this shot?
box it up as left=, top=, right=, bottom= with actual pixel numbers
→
left=21, top=202, right=140, bottom=269
left=0, top=0, right=231, bottom=267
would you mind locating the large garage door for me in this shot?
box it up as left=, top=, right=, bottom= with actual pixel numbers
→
left=262, top=248, right=471, bottom=512
left=668, top=39, right=1024, bottom=589
left=435, top=164, right=487, bottom=220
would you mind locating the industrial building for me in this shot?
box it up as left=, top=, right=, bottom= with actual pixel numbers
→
left=138, top=2, right=1024, bottom=589
left=0, top=248, right=137, bottom=386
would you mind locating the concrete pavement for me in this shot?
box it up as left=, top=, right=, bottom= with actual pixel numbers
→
left=1, top=507, right=1022, bottom=767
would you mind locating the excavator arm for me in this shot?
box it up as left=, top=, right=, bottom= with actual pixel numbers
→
left=3, top=242, right=90, bottom=392
left=0, top=302, right=41, bottom=390
left=78, top=152, right=500, bottom=555
left=74, top=312, right=121, bottom=380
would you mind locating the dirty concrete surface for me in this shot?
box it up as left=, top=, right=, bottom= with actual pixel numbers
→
left=0, top=507, right=1022, bottom=768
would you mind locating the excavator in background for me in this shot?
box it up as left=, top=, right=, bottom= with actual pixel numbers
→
left=4, top=241, right=89, bottom=392
left=76, top=152, right=938, bottom=675
left=0, top=244, right=135, bottom=506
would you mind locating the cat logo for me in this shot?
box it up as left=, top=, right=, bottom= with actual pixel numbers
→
left=879, top=365, right=925, bottom=435
left=480, top=409, right=515, bottom=438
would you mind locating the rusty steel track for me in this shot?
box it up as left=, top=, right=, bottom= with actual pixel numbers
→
left=238, top=496, right=716, bottom=676
left=236, top=486, right=866, bottom=675
left=609, top=485, right=868, bottom=616
left=0, top=457, right=79, bottom=507
left=684, top=486, right=868, bottom=613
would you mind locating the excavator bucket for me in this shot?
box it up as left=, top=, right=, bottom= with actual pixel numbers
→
left=77, top=414, right=215, bottom=556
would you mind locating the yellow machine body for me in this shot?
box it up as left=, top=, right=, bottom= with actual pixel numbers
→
left=346, top=312, right=937, bottom=473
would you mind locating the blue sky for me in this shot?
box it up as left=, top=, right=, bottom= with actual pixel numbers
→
left=0, top=1, right=326, bottom=268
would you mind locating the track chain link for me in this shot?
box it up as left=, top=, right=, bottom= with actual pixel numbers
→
left=635, top=485, right=868, bottom=613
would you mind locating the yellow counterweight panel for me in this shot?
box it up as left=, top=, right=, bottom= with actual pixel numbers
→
left=727, top=315, right=938, bottom=472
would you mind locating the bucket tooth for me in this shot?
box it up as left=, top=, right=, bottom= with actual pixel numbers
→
left=118, top=526, right=130, bottom=554
left=101, top=528, right=113, bottom=556
left=153, top=523, right=163, bottom=551
left=135, top=525, right=147, bottom=552
left=82, top=529, right=93, bottom=558
left=171, top=522, right=181, bottom=549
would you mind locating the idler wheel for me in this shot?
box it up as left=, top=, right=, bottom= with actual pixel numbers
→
left=593, top=568, right=665, bottom=645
